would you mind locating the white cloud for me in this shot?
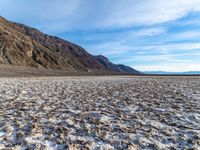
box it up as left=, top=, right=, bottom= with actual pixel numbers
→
left=155, top=43, right=200, bottom=51
left=124, top=43, right=200, bottom=52
left=83, top=27, right=166, bottom=44
left=135, top=63, right=200, bottom=72
left=103, top=0, right=200, bottom=28
left=116, top=52, right=200, bottom=64
left=130, top=27, right=166, bottom=37
left=87, top=41, right=132, bottom=56
left=88, top=42, right=200, bottom=58
left=169, top=31, right=200, bottom=40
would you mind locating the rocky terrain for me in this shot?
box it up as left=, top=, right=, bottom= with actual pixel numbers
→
left=0, top=76, right=199, bottom=149
left=0, top=64, right=132, bottom=77
left=0, top=16, right=139, bottom=74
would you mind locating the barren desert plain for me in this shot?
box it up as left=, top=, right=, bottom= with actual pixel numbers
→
left=0, top=76, right=199, bottom=150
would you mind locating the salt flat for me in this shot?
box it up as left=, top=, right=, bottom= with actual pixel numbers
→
left=0, top=76, right=199, bottom=150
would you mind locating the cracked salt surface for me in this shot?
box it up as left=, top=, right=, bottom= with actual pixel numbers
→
left=0, top=76, right=200, bottom=149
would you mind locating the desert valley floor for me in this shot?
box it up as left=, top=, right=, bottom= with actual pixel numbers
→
left=0, top=76, right=199, bottom=150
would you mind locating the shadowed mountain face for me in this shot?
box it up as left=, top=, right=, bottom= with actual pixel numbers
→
left=0, top=16, right=140, bottom=74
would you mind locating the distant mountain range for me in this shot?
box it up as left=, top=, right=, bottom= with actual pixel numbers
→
left=0, top=16, right=140, bottom=74
left=145, top=71, right=200, bottom=75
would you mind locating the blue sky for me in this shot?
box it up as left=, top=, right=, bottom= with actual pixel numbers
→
left=0, top=0, right=200, bottom=72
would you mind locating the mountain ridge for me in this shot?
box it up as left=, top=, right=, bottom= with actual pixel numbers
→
left=0, top=16, right=140, bottom=74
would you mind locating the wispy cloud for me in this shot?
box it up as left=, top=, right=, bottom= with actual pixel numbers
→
left=102, top=0, right=200, bottom=28
left=169, top=31, right=200, bottom=40
left=135, top=63, right=200, bottom=72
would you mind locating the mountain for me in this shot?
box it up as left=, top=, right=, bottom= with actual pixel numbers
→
left=0, top=16, right=140, bottom=74
left=95, top=55, right=140, bottom=74
left=145, top=71, right=200, bottom=75
left=116, top=65, right=140, bottom=74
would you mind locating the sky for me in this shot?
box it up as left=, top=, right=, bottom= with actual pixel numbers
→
left=0, top=0, right=200, bottom=72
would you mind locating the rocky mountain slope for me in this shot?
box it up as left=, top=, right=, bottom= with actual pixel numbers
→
left=95, top=55, right=140, bottom=74
left=0, top=16, right=140, bottom=74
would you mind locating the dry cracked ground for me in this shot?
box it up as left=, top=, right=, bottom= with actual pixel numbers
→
left=0, top=76, right=200, bottom=150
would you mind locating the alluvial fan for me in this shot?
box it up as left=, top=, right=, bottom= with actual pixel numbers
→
left=0, top=76, right=200, bottom=149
